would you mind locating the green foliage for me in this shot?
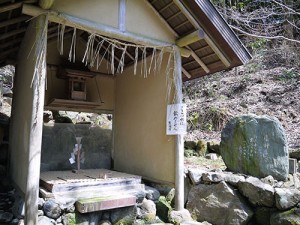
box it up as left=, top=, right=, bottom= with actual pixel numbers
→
left=188, top=111, right=199, bottom=129
left=279, top=68, right=298, bottom=81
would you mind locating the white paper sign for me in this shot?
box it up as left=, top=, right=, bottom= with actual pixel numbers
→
left=166, top=103, right=187, bottom=135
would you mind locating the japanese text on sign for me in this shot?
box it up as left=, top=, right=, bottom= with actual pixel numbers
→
left=166, top=103, right=187, bottom=135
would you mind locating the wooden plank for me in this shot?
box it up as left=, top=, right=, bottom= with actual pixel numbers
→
left=76, top=195, right=136, bottom=213
left=0, top=2, right=22, bottom=13
left=47, top=98, right=102, bottom=109
left=0, top=16, right=29, bottom=29
left=176, top=29, right=205, bottom=47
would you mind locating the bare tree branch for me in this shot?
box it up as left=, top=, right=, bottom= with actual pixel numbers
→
left=230, top=25, right=300, bottom=44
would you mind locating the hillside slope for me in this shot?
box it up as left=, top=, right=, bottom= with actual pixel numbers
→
left=183, top=66, right=300, bottom=149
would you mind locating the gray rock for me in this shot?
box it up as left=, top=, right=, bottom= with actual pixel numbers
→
left=156, top=196, right=172, bottom=223
left=220, top=114, right=289, bottom=181
left=238, top=176, right=275, bottom=207
left=9, top=218, right=19, bottom=225
left=110, top=206, right=137, bottom=225
left=0, top=211, right=13, bottom=223
left=43, top=199, right=62, bottom=219
left=205, top=153, right=218, bottom=160
left=187, top=181, right=253, bottom=225
left=254, top=207, right=278, bottom=225
left=188, top=168, right=207, bottom=185
left=201, top=171, right=245, bottom=187
left=138, top=199, right=156, bottom=221
left=270, top=207, right=300, bottom=225
left=99, top=220, right=112, bottom=225
left=38, top=216, right=54, bottom=225
left=168, top=209, right=192, bottom=225
left=275, top=188, right=300, bottom=210
left=145, top=186, right=160, bottom=202
left=38, top=198, right=45, bottom=210
left=38, top=210, right=44, bottom=216
left=202, top=172, right=226, bottom=183
left=181, top=222, right=212, bottom=225
left=166, top=188, right=175, bottom=203
left=261, top=175, right=276, bottom=186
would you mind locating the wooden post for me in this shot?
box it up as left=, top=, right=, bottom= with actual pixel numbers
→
left=25, top=15, right=47, bottom=225
left=174, top=46, right=184, bottom=211
left=119, top=0, right=126, bottom=32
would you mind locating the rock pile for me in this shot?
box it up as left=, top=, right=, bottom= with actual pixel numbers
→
left=187, top=168, right=300, bottom=225
left=0, top=179, right=210, bottom=225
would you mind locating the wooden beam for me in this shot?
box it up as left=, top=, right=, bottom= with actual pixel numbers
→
left=174, top=46, right=184, bottom=211
left=172, top=0, right=231, bottom=67
left=24, top=15, right=48, bottom=225
left=0, top=2, right=22, bottom=13
left=0, top=16, right=29, bottom=29
left=0, top=27, right=26, bottom=40
left=176, top=29, right=204, bottom=47
left=22, top=4, right=178, bottom=53
left=182, top=67, right=191, bottom=79
left=118, top=0, right=126, bottom=32
left=180, top=47, right=191, bottom=58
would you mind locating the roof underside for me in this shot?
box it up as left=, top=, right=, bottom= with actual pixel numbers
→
left=0, top=0, right=251, bottom=81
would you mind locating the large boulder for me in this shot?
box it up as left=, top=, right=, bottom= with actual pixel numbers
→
left=238, top=177, right=275, bottom=207
left=270, top=207, right=300, bottom=225
left=186, top=181, right=253, bottom=225
left=220, top=114, right=288, bottom=181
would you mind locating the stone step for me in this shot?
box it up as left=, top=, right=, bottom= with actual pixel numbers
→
left=75, top=194, right=136, bottom=213
left=181, top=221, right=210, bottom=225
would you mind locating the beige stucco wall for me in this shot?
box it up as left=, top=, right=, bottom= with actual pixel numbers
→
left=51, top=0, right=175, bottom=43
left=114, top=55, right=176, bottom=184
left=9, top=18, right=41, bottom=195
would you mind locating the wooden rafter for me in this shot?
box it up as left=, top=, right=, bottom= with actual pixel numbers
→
left=146, top=0, right=210, bottom=75
left=172, top=0, right=231, bottom=67
left=0, top=2, right=22, bottom=13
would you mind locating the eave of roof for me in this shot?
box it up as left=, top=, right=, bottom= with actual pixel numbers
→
left=0, top=0, right=252, bottom=81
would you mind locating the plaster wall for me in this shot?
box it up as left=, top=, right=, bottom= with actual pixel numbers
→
left=114, top=55, right=176, bottom=184
left=9, top=18, right=41, bottom=194
left=51, top=0, right=175, bottom=43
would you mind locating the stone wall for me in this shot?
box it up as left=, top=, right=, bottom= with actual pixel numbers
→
left=41, top=123, right=112, bottom=171
left=187, top=168, right=300, bottom=225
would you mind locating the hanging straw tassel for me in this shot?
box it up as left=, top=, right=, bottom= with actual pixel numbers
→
left=134, top=47, right=139, bottom=75
left=68, top=27, right=77, bottom=63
